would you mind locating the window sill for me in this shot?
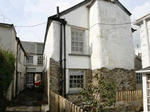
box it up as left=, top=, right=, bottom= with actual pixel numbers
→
left=69, top=53, right=90, bottom=57
left=67, top=91, right=81, bottom=95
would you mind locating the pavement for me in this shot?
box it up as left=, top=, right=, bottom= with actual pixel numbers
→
left=5, top=88, right=48, bottom=112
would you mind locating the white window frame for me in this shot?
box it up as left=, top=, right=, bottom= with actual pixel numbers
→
left=37, top=55, right=43, bottom=65
left=136, top=73, right=142, bottom=84
left=68, top=69, right=85, bottom=93
left=71, top=28, right=84, bottom=54
left=27, top=74, right=33, bottom=82
left=28, top=56, right=33, bottom=64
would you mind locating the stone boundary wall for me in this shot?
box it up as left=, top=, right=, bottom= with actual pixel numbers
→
left=49, top=58, right=60, bottom=94
left=92, top=68, right=136, bottom=91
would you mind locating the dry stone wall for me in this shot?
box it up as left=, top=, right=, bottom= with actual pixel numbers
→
left=49, top=58, right=60, bottom=94
left=92, top=67, right=136, bottom=91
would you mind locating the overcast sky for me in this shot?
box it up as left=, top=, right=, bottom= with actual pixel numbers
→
left=0, top=0, right=150, bottom=54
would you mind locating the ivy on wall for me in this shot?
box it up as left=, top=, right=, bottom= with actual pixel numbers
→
left=0, top=48, right=16, bottom=99
left=80, top=73, right=116, bottom=112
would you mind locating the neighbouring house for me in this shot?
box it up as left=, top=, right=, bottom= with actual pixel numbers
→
left=135, top=13, right=150, bottom=111
left=43, top=0, right=136, bottom=105
left=0, top=23, right=27, bottom=101
left=21, top=41, right=43, bottom=88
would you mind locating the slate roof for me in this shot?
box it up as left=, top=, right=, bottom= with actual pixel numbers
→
left=21, top=41, right=44, bottom=55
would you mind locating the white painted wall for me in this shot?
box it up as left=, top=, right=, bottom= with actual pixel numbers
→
left=90, top=0, right=135, bottom=70
left=0, top=25, right=27, bottom=100
left=61, top=4, right=89, bottom=28
left=0, top=26, right=13, bottom=51
left=139, top=20, right=150, bottom=68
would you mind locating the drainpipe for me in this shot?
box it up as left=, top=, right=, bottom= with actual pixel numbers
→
left=57, top=6, right=63, bottom=96
left=63, top=23, right=67, bottom=98
left=15, top=38, right=18, bottom=96
left=51, top=6, right=67, bottom=97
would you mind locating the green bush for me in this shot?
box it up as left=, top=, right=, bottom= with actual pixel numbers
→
left=0, top=48, right=16, bottom=99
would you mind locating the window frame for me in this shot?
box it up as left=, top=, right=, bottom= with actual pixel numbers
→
left=28, top=56, right=33, bottom=64
left=37, top=55, right=43, bottom=65
left=68, top=69, right=85, bottom=93
left=71, top=28, right=84, bottom=54
left=26, top=74, right=34, bottom=82
left=136, top=73, right=142, bottom=84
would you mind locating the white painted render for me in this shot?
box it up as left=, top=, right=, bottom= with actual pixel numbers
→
left=90, top=0, right=134, bottom=70
left=0, top=25, right=27, bottom=100
left=137, top=19, right=150, bottom=68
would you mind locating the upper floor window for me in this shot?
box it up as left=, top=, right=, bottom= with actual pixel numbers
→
left=28, top=56, right=33, bottom=64
left=38, top=55, right=43, bottom=65
left=71, top=29, right=84, bottom=54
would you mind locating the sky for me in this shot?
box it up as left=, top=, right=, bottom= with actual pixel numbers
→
left=0, top=0, right=150, bottom=54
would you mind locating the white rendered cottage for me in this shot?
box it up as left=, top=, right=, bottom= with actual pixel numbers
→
left=135, top=13, right=150, bottom=111
left=43, top=0, right=135, bottom=104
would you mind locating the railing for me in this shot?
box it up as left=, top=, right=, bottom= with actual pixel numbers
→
left=116, top=90, right=143, bottom=102
left=50, top=91, right=86, bottom=112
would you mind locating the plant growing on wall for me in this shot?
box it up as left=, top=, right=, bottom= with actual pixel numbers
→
left=80, top=73, right=116, bottom=112
left=0, top=48, right=16, bottom=99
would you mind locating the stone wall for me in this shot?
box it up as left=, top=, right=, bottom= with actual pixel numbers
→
left=92, top=68, right=136, bottom=91
left=49, top=58, right=60, bottom=94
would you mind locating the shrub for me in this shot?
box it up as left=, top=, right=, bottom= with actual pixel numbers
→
left=0, top=48, right=16, bottom=99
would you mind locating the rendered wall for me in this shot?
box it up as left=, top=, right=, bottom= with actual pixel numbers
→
left=89, top=0, right=135, bottom=70
left=140, top=20, right=150, bottom=68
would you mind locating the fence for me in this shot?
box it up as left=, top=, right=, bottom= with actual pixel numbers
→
left=50, top=91, right=87, bottom=112
left=116, top=90, right=143, bottom=102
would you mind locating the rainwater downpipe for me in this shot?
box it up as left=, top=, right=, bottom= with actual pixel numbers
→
left=63, top=23, right=66, bottom=98
left=57, top=6, right=67, bottom=97
left=15, top=38, right=18, bottom=97
left=57, top=6, right=63, bottom=96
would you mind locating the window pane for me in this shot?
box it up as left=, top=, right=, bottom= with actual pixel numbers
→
left=76, top=37, right=78, bottom=41
left=75, top=32, right=78, bottom=36
left=69, top=70, right=84, bottom=89
left=72, top=42, right=74, bottom=46
left=79, top=37, right=83, bottom=41
left=71, top=31, right=74, bottom=35
left=75, top=42, right=78, bottom=46
left=72, top=36, right=74, bottom=41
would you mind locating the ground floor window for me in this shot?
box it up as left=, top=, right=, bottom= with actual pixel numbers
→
left=26, top=74, right=34, bottom=82
left=136, top=73, right=142, bottom=84
left=69, top=69, right=85, bottom=92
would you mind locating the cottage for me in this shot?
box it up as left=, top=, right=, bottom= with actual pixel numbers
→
left=21, top=41, right=43, bottom=88
left=43, top=0, right=135, bottom=105
left=135, top=13, right=150, bottom=111
left=0, top=23, right=27, bottom=101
